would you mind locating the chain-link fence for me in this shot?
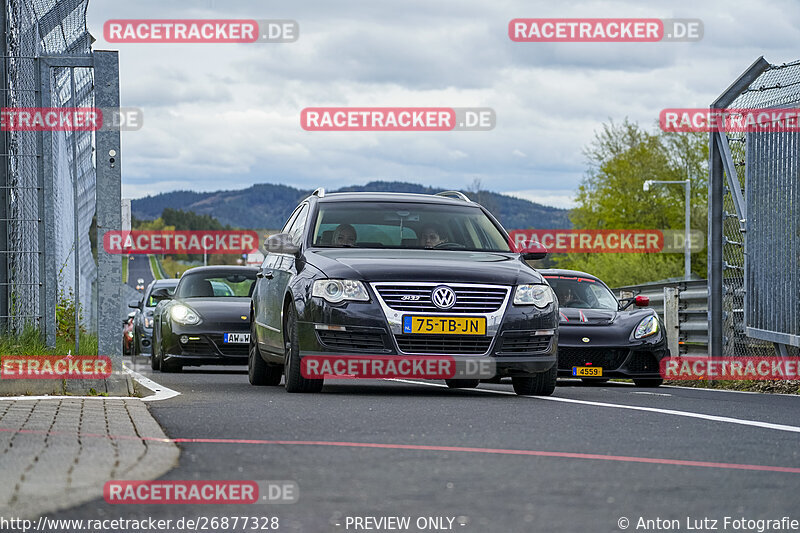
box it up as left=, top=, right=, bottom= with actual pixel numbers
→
left=709, top=58, right=800, bottom=357
left=1, top=0, right=96, bottom=336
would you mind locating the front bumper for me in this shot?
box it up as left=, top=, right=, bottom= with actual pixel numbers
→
left=162, top=325, right=250, bottom=366
left=295, top=290, right=558, bottom=378
left=556, top=327, right=668, bottom=378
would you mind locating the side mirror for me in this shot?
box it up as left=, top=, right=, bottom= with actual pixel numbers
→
left=634, top=295, right=650, bottom=307
left=128, top=299, right=142, bottom=309
left=518, top=241, right=548, bottom=261
left=265, top=233, right=300, bottom=256
left=150, top=288, right=172, bottom=303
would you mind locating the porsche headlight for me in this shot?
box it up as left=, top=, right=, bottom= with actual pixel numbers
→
left=514, top=284, right=554, bottom=308
left=634, top=315, right=659, bottom=339
left=171, top=304, right=200, bottom=325
left=312, top=279, right=369, bottom=304
left=143, top=316, right=154, bottom=329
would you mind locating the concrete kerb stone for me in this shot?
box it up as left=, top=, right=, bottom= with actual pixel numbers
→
left=0, top=398, right=179, bottom=519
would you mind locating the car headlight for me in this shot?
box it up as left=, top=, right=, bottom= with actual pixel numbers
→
left=143, top=316, right=154, bottom=329
left=171, top=304, right=201, bottom=325
left=514, top=284, right=554, bottom=308
left=312, top=279, right=369, bottom=303
left=634, top=315, right=659, bottom=339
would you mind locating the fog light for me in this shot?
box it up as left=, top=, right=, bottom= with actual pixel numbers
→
left=180, top=335, right=189, bottom=344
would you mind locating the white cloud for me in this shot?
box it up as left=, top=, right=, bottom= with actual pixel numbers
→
left=85, top=0, right=800, bottom=204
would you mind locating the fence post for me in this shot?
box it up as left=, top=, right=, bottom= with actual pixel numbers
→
left=0, top=0, right=8, bottom=335
left=94, top=50, right=126, bottom=393
left=663, top=287, right=680, bottom=358
left=38, top=59, right=56, bottom=347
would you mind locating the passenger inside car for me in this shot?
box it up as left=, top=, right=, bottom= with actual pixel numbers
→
left=332, top=223, right=357, bottom=246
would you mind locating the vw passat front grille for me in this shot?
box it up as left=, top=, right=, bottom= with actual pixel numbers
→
left=395, top=334, right=492, bottom=355
left=374, top=283, right=508, bottom=313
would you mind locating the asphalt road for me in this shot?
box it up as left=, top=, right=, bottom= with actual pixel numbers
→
left=126, top=254, right=155, bottom=291
left=49, top=361, right=800, bottom=533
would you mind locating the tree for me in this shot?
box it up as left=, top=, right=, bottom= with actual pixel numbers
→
left=554, top=119, right=708, bottom=287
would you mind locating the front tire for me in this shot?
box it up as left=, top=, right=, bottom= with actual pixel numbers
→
left=150, top=330, right=161, bottom=371
left=249, top=321, right=282, bottom=386
left=633, top=377, right=663, bottom=387
left=512, top=366, right=557, bottom=396
left=283, top=305, right=323, bottom=393
left=445, top=379, right=480, bottom=389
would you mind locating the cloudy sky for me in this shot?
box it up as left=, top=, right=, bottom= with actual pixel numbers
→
left=86, top=0, right=800, bottom=208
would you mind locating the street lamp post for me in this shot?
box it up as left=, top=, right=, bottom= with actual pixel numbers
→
left=643, top=176, right=692, bottom=280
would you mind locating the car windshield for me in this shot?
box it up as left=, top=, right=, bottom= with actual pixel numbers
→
left=175, top=272, right=256, bottom=298
left=310, top=201, right=512, bottom=252
left=545, top=275, right=618, bottom=310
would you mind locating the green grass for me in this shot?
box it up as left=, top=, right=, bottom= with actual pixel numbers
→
left=0, top=326, right=98, bottom=359
left=148, top=255, right=163, bottom=280
left=160, top=257, right=197, bottom=279
left=122, top=256, right=129, bottom=284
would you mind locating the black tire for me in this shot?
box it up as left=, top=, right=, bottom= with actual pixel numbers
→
left=160, top=357, right=182, bottom=373
left=249, top=321, right=282, bottom=386
left=581, top=378, right=609, bottom=385
left=445, top=379, right=480, bottom=389
left=512, top=366, right=557, bottom=396
left=283, top=305, right=323, bottom=393
left=150, top=329, right=161, bottom=371
left=633, top=377, right=663, bottom=388
left=150, top=347, right=160, bottom=370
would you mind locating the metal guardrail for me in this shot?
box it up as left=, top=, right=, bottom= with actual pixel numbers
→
left=614, top=279, right=708, bottom=357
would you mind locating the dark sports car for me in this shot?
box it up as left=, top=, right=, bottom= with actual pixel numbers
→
left=541, top=269, right=668, bottom=387
left=151, top=266, right=258, bottom=372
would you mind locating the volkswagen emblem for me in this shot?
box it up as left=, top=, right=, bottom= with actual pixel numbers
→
left=431, top=285, right=456, bottom=309
left=582, top=337, right=590, bottom=343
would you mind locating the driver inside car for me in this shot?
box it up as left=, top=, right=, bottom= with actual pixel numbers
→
left=555, top=285, right=587, bottom=308
left=419, top=223, right=447, bottom=248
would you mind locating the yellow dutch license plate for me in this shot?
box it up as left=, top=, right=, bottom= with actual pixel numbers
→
left=572, top=366, right=603, bottom=377
left=403, top=316, right=486, bottom=335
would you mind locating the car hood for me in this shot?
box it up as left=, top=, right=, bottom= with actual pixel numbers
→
left=306, top=249, right=543, bottom=285
left=559, top=308, right=655, bottom=328
left=178, top=297, right=251, bottom=322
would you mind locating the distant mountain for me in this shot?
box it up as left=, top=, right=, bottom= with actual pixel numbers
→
left=131, top=181, right=571, bottom=230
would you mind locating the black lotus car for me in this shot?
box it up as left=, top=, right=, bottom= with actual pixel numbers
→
left=541, top=269, right=668, bottom=387
left=249, top=189, right=559, bottom=395
left=129, top=278, right=179, bottom=356
left=151, top=266, right=258, bottom=372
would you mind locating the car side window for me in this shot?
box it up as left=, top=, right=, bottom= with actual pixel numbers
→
left=288, top=204, right=309, bottom=247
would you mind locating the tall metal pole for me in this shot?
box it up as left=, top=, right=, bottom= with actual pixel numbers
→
left=0, top=0, right=9, bottom=334
left=685, top=173, right=691, bottom=280
left=70, top=69, right=80, bottom=354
